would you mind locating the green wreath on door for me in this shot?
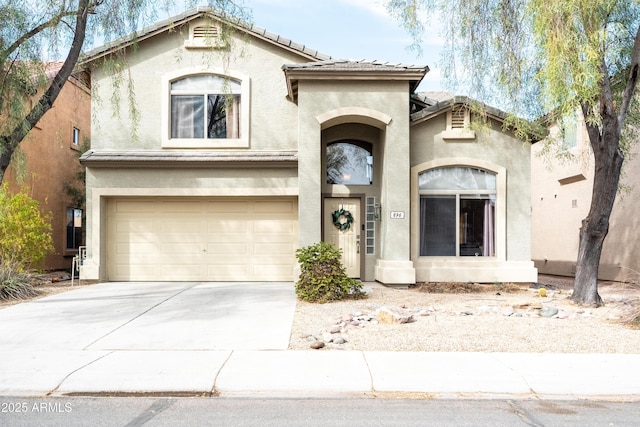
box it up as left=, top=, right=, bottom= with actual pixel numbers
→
left=332, top=208, right=353, bottom=231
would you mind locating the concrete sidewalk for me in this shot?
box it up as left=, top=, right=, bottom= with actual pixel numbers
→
left=1, top=349, right=640, bottom=399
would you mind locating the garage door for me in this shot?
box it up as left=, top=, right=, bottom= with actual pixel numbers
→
left=107, top=197, right=298, bottom=281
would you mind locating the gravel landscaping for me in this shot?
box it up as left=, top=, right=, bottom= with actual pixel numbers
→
left=289, top=275, right=640, bottom=353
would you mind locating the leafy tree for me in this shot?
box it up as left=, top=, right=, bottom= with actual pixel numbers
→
left=0, top=183, right=53, bottom=269
left=386, top=0, right=640, bottom=306
left=0, top=0, right=247, bottom=182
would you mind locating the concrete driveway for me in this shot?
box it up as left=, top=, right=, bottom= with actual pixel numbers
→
left=0, top=281, right=297, bottom=351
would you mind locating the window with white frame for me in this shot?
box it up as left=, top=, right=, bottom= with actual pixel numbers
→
left=170, top=75, right=241, bottom=140
left=72, top=127, right=80, bottom=146
left=418, top=166, right=496, bottom=257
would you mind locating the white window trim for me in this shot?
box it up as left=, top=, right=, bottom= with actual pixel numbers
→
left=161, top=67, right=250, bottom=149
left=442, top=107, right=476, bottom=141
left=410, top=158, right=506, bottom=262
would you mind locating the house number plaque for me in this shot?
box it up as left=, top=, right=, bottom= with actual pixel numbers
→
left=390, top=211, right=405, bottom=219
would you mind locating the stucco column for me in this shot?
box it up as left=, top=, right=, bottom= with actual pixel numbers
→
left=297, top=95, right=322, bottom=248
left=375, top=119, right=416, bottom=284
left=79, top=170, right=100, bottom=281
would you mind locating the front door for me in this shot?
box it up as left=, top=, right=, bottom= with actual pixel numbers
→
left=323, top=198, right=361, bottom=277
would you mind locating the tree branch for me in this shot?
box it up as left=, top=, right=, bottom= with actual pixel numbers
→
left=0, top=9, right=79, bottom=64
left=1, top=0, right=91, bottom=171
left=618, top=24, right=640, bottom=129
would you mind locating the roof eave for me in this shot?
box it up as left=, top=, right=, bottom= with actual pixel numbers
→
left=283, top=68, right=428, bottom=103
left=79, top=7, right=332, bottom=67
left=410, top=96, right=545, bottom=143
left=80, top=150, right=299, bottom=168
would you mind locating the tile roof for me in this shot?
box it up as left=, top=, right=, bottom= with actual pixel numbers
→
left=411, top=95, right=508, bottom=122
left=413, top=91, right=455, bottom=105
left=410, top=94, right=545, bottom=142
left=282, top=60, right=429, bottom=102
left=80, top=6, right=332, bottom=63
left=282, top=59, right=428, bottom=73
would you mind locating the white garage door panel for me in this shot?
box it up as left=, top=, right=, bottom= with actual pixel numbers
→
left=206, top=243, right=248, bottom=254
left=107, top=197, right=298, bottom=281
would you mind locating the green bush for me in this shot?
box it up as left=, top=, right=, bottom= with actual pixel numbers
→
left=0, top=257, right=38, bottom=301
left=295, top=241, right=365, bottom=303
left=0, top=184, right=54, bottom=269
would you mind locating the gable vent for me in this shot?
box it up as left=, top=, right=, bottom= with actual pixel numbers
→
left=451, top=107, right=466, bottom=129
left=193, top=26, right=219, bottom=39
left=185, top=24, right=225, bottom=49
left=443, top=105, right=476, bottom=141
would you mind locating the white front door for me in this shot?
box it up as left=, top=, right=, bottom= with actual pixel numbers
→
left=324, top=198, right=361, bottom=278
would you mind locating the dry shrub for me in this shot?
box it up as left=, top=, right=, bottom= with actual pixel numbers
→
left=0, top=258, right=39, bottom=301
left=412, top=282, right=523, bottom=294
left=623, top=303, right=640, bottom=329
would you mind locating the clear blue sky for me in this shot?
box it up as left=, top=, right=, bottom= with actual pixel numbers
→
left=245, top=0, right=444, bottom=92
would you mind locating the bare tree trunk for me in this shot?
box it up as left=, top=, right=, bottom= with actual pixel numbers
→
left=572, top=104, right=624, bottom=307
left=0, top=0, right=90, bottom=183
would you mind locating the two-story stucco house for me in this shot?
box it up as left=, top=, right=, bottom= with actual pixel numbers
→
left=79, top=7, right=538, bottom=284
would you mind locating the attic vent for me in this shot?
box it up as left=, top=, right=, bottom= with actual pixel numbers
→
left=193, top=26, right=219, bottom=39
left=451, top=107, right=466, bottom=129
left=443, top=105, right=476, bottom=141
left=185, top=24, right=225, bottom=49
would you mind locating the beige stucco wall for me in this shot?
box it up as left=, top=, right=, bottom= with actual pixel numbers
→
left=89, top=21, right=304, bottom=152
left=297, top=80, right=415, bottom=284
left=531, top=118, right=640, bottom=282
left=410, top=114, right=537, bottom=283
left=82, top=167, right=297, bottom=280
left=83, top=21, right=312, bottom=281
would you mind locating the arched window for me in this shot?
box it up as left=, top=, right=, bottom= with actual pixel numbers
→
left=418, top=166, right=496, bottom=257
left=326, top=141, right=373, bottom=185
left=170, top=75, right=241, bottom=139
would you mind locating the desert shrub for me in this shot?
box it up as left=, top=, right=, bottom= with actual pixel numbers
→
left=295, top=241, right=365, bottom=303
left=0, top=184, right=54, bottom=269
left=0, top=257, right=38, bottom=301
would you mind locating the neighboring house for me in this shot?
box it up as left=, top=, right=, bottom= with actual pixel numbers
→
left=531, top=111, right=640, bottom=282
left=4, top=67, right=91, bottom=271
left=78, top=7, right=538, bottom=284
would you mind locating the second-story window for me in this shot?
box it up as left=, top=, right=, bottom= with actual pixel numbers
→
left=72, top=127, right=80, bottom=146
left=170, top=75, right=241, bottom=139
left=560, top=112, right=577, bottom=151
